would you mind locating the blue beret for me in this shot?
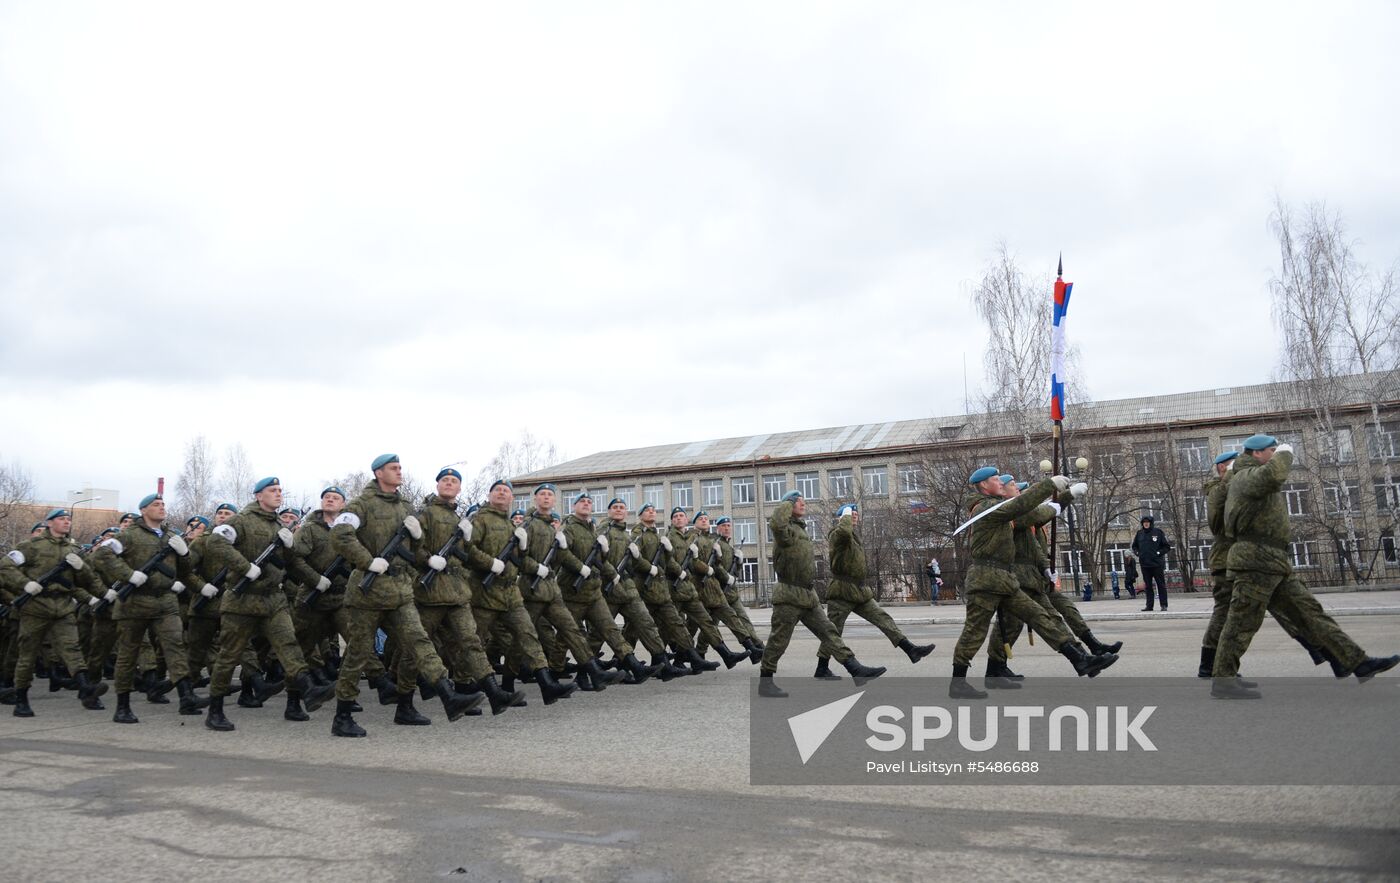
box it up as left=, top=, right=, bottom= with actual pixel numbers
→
left=138, top=493, right=162, bottom=509
left=836, top=503, right=858, bottom=518
left=670, top=507, right=687, bottom=518
left=490, top=479, right=513, bottom=492
left=1214, top=451, right=1240, bottom=465
left=511, top=509, right=526, bottom=518
left=215, top=502, right=238, bottom=514
left=714, top=515, right=731, bottom=525
left=638, top=503, right=656, bottom=515
left=436, top=467, right=462, bottom=482
left=30, top=521, right=43, bottom=531
left=45, top=507, right=70, bottom=521
left=969, top=467, right=999, bottom=485
left=573, top=492, right=592, bottom=505
left=465, top=503, right=481, bottom=516
left=999, top=474, right=1015, bottom=485
left=253, top=476, right=279, bottom=494
left=548, top=512, right=561, bottom=523
left=693, top=510, right=709, bottom=521
left=280, top=507, right=302, bottom=518
left=371, top=453, right=399, bottom=471
left=320, top=486, right=346, bottom=500
left=607, top=498, right=625, bottom=509
left=534, top=483, right=557, bottom=495
left=122, top=512, right=140, bottom=521
left=101, top=526, right=119, bottom=536
left=1243, top=434, right=1277, bottom=451
left=781, top=490, right=802, bottom=503
left=186, top=515, right=210, bottom=528
left=1017, top=481, right=1029, bottom=491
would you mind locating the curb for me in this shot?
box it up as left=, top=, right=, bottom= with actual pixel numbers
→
left=771, top=607, right=1400, bottom=627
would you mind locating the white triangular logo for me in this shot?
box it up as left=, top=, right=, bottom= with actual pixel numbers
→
left=787, top=691, right=864, bottom=764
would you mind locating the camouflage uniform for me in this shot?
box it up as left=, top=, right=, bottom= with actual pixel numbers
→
left=5, top=530, right=103, bottom=691
left=758, top=500, right=854, bottom=674
left=91, top=523, right=195, bottom=694
left=995, top=493, right=1091, bottom=661
left=286, top=510, right=386, bottom=681
left=666, top=525, right=729, bottom=652
left=513, top=512, right=594, bottom=673
left=465, top=505, right=547, bottom=671
left=558, top=513, right=633, bottom=657
left=690, top=528, right=759, bottom=652
left=814, top=513, right=906, bottom=663
left=629, top=523, right=696, bottom=652
left=716, top=536, right=759, bottom=644
left=183, top=530, right=260, bottom=681
left=1213, top=451, right=1366, bottom=677
left=592, top=517, right=667, bottom=657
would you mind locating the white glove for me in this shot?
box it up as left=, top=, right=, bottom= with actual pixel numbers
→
left=316, top=576, right=331, bottom=592
left=23, top=581, right=42, bottom=596
left=554, top=532, right=568, bottom=549
left=513, top=526, right=528, bottom=545
left=596, top=534, right=609, bottom=553
left=579, top=564, right=592, bottom=579
left=610, top=574, right=621, bottom=586
left=1050, top=475, right=1071, bottom=492
left=689, top=543, right=699, bottom=557
left=277, top=528, right=294, bottom=548
left=103, top=589, right=118, bottom=603
left=458, top=518, right=473, bottom=541
left=489, top=558, right=505, bottom=575
left=678, top=569, right=690, bottom=581
left=536, top=564, right=549, bottom=578
left=367, top=558, right=388, bottom=574
left=659, top=535, right=673, bottom=551
left=168, top=535, right=189, bottom=556
left=201, top=583, right=219, bottom=598
left=1047, top=501, right=1062, bottom=516
left=127, top=570, right=148, bottom=587
left=212, top=524, right=236, bottom=543
left=1070, top=482, right=1088, bottom=499
left=64, top=553, right=85, bottom=571
left=170, top=580, right=186, bottom=594
left=403, top=515, right=422, bottom=540
left=727, top=574, right=736, bottom=587
left=428, top=555, right=447, bottom=572
left=703, top=564, right=714, bottom=575
left=627, top=542, right=640, bottom=558
left=244, top=563, right=261, bottom=580
left=1276, top=443, right=1294, bottom=455
left=89, top=596, right=102, bottom=607
left=649, top=565, right=659, bottom=577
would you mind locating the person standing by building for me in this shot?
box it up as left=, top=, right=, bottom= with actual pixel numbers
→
left=926, top=557, right=942, bottom=605
left=1131, top=516, right=1172, bottom=611
left=1124, top=553, right=1139, bottom=599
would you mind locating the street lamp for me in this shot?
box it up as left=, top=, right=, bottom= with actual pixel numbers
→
left=1040, top=456, right=1090, bottom=597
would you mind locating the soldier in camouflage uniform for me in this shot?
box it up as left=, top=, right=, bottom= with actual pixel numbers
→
left=78, top=525, right=121, bottom=704
left=686, top=511, right=763, bottom=665
left=1211, top=435, right=1398, bottom=697
left=0, top=509, right=109, bottom=715
left=328, top=455, right=485, bottom=736
left=90, top=493, right=207, bottom=722
left=593, top=499, right=689, bottom=680
left=664, top=508, right=749, bottom=671
left=949, top=469, right=1117, bottom=699
left=202, top=477, right=337, bottom=729
left=629, top=504, right=714, bottom=674
left=713, top=517, right=761, bottom=648
left=515, top=485, right=620, bottom=691
left=557, top=494, right=654, bottom=684
left=813, top=504, right=936, bottom=680
left=758, top=492, right=885, bottom=697
left=465, top=480, right=575, bottom=706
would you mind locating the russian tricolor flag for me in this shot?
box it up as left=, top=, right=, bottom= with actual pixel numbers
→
left=1050, top=259, right=1072, bottom=421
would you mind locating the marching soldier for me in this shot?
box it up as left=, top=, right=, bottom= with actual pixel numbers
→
left=328, top=455, right=484, bottom=736
left=713, top=517, right=761, bottom=648
left=594, top=498, right=688, bottom=680
left=687, top=511, right=763, bottom=664
left=629, top=504, right=714, bottom=674
left=1211, top=435, right=1398, bottom=697
left=664, top=509, right=749, bottom=670
left=812, top=503, right=936, bottom=680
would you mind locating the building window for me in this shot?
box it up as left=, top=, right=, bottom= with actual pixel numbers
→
left=732, top=517, right=756, bottom=546
left=1322, top=480, right=1361, bottom=515
left=898, top=463, right=923, bottom=494
left=1177, top=438, right=1211, bottom=473
left=1291, top=540, right=1316, bottom=568
left=1283, top=483, right=1310, bottom=517
left=1106, top=499, right=1131, bottom=529
left=1374, top=478, right=1400, bottom=512
left=1061, top=549, right=1085, bottom=575
left=1318, top=428, right=1356, bottom=464
left=804, top=518, right=820, bottom=541
left=671, top=481, right=692, bottom=510
left=794, top=471, right=820, bottom=499
left=1368, top=422, right=1400, bottom=460
left=1382, top=532, right=1397, bottom=565
left=828, top=469, right=854, bottom=499
left=1138, top=497, right=1165, bottom=520
left=763, top=474, right=787, bottom=503
left=732, top=476, right=755, bottom=505
left=643, top=483, right=664, bottom=511
left=1184, top=491, right=1208, bottom=523
left=1134, top=444, right=1167, bottom=475
left=1189, top=542, right=1212, bottom=571
left=863, top=466, right=888, bottom=496
left=611, top=486, right=635, bottom=510
left=740, top=560, right=758, bottom=584
left=701, top=479, right=723, bottom=508
left=1275, top=431, right=1305, bottom=465
left=1220, top=435, right=1251, bottom=456
left=589, top=489, right=607, bottom=507
left=1093, top=449, right=1128, bottom=478
left=1105, top=543, right=1131, bottom=572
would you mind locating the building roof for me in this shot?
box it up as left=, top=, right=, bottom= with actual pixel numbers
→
left=518, top=372, right=1399, bottom=483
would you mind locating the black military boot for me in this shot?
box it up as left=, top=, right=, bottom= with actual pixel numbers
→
left=1061, top=642, right=1118, bottom=678
left=292, top=672, right=335, bottom=712
left=813, top=657, right=842, bottom=680
left=204, top=695, right=235, bottom=730
left=284, top=691, right=309, bottom=721
left=841, top=656, right=887, bottom=683
left=264, top=659, right=286, bottom=684
left=949, top=664, right=988, bottom=699
left=145, top=677, right=174, bottom=704
left=715, top=642, right=748, bottom=670
left=435, top=677, right=485, bottom=721
left=683, top=647, right=719, bottom=673
left=534, top=668, right=576, bottom=705
left=1293, top=634, right=1327, bottom=665
left=12, top=687, right=33, bottom=718
left=176, top=677, right=208, bottom=715
left=0, top=678, right=15, bottom=705
left=49, top=662, right=74, bottom=692
left=394, top=691, right=432, bottom=725
left=575, top=667, right=601, bottom=692
left=899, top=638, right=937, bottom=664
left=1197, top=647, right=1215, bottom=678
left=984, top=658, right=1022, bottom=690
left=741, top=638, right=764, bottom=664
left=476, top=675, right=524, bottom=715
left=1318, top=648, right=1351, bottom=678
left=1210, top=676, right=1261, bottom=699
left=758, top=672, right=788, bottom=698
left=1353, top=655, right=1400, bottom=683
left=653, top=653, right=688, bottom=682
left=237, top=679, right=263, bottom=708
left=76, top=671, right=109, bottom=707
left=368, top=672, right=398, bottom=706
left=331, top=699, right=366, bottom=737
left=621, top=653, right=653, bottom=685
left=582, top=658, right=622, bottom=689
left=249, top=671, right=284, bottom=704
left=1083, top=631, right=1124, bottom=655
left=113, top=691, right=139, bottom=723
left=416, top=673, right=436, bottom=701
left=308, top=666, right=332, bottom=688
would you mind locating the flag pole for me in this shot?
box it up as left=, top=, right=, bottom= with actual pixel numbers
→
left=1048, top=254, right=1068, bottom=588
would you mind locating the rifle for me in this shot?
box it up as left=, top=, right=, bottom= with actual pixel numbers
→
left=670, top=539, right=698, bottom=591
left=94, top=544, right=179, bottom=612
left=9, top=558, right=79, bottom=613
left=640, top=539, right=666, bottom=589
left=418, top=528, right=471, bottom=591
left=299, top=556, right=349, bottom=608
left=225, top=539, right=285, bottom=598
left=606, top=538, right=637, bottom=597
left=528, top=529, right=567, bottom=592
left=569, top=538, right=606, bottom=593
left=190, top=565, right=231, bottom=613
left=481, top=533, right=523, bottom=589
left=360, top=520, right=418, bottom=592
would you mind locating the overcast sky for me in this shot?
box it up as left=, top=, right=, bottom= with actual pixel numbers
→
left=2, top=2, right=1397, bottom=511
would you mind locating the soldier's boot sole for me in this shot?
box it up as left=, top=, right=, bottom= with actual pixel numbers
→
left=984, top=676, right=1022, bottom=690
left=1354, top=655, right=1400, bottom=683
left=900, top=640, right=937, bottom=664
left=1210, top=677, right=1261, bottom=699
left=81, top=695, right=106, bottom=711
left=948, top=678, right=988, bottom=700
left=812, top=660, right=842, bottom=680
left=284, top=698, right=310, bottom=722
left=332, top=714, right=367, bottom=737
left=757, top=677, right=788, bottom=698
left=716, top=644, right=747, bottom=670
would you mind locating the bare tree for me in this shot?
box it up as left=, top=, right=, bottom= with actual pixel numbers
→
left=172, top=435, right=218, bottom=524
left=464, top=429, right=565, bottom=504
left=220, top=443, right=257, bottom=508
left=0, top=460, right=37, bottom=549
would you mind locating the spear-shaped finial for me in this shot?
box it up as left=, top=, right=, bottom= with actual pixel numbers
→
left=1057, top=252, right=1063, bottom=277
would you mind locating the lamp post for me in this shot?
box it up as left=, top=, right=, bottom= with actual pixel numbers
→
left=1040, top=456, right=1089, bottom=596
left=69, top=495, right=101, bottom=538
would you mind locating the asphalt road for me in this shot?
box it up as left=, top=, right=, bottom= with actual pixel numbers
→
left=2, top=610, right=1398, bottom=881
